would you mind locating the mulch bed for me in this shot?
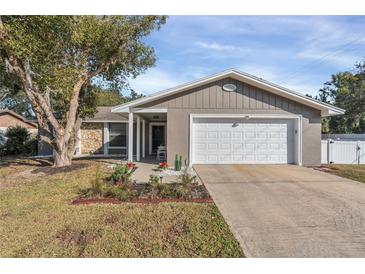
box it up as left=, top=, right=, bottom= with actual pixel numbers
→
left=71, top=197, right=214, bottom=205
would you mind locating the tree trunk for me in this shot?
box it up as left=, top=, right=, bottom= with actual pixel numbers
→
left=51, top=120, right=80, bottom=167
left=53, top=136, right=77, bottom=167
left=53, top=149, right=73, bottom=167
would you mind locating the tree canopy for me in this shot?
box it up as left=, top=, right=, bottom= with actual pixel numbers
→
left=314, top=60, right=365, bottom=134
left=94, top=87, right=144, bottom=107
left=0, top=15, right=166, bottom=166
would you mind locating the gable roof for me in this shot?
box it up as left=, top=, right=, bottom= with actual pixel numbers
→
left=112, top=69, right=345, bottom=117
left=0, top=109, right=37, bottom=128
left=83, top=107, right=128, bottom=122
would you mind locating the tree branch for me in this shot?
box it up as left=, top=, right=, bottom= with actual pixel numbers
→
left=39, top=132, right=53, bottom=146
left=64, top=44, right=126, bottom=139
left=0, top=26, right=61, bottom=134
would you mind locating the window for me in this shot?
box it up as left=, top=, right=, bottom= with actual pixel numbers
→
left=109, top=123, right=127, bottom=147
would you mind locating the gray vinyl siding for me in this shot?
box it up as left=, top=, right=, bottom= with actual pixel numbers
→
left=139, top=78, right=315, bottom=115
left=138, top=77, right=322, bottom=166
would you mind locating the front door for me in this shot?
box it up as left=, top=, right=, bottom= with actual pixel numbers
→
left=151, top=125, right=165, bottom=154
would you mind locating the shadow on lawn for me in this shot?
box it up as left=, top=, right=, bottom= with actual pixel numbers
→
left=1, top=156, right=91, bottom=176
left=31, top=162, right=90, bottom=175
left=0, top=157, right=52, bottom=167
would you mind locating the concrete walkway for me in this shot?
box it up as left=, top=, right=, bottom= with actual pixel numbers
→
left=194, top=165, right=365, bottom=258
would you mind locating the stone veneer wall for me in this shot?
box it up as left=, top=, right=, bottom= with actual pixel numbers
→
left=81, top=122, right=104, bottom=155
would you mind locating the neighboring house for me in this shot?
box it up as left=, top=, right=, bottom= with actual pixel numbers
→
left=39, top=69, right=345, bottom=166
left=0, top=109, right=37, bottom=138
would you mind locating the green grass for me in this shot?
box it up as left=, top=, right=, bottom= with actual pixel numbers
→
left=0, top=159, right=242, bottom=258
left=323, top=164, right=365, bottom=183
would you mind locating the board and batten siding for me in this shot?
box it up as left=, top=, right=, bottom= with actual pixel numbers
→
left=139, top=77, right=322, bottom=166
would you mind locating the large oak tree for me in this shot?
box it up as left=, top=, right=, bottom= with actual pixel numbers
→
left=0, top=16, right=166, bottom=166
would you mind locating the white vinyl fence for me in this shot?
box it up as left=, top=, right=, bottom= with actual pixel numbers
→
left=321, top=139, right=365, bottom=164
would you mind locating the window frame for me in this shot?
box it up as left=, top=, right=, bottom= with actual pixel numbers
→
left=108, top=122, right=128, bottom=150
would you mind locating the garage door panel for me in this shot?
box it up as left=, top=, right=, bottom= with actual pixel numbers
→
left=207, top=155, right=219, bottom=162
left=269, top=155, right=281, bottom=162
left=244, top=132, right=255, bottom=139
left=269, top=143, right=280, bottom=150
left=256, top=154, right=269, bottom=162
left=233, top=143, right=244, bottom=150
left=206, top=131, right=217, bottom=138
left=207, top=143, right=218, bottom=150
left=194, top=142, right=206, bottom=150
left=194, top=131, right=207, bottom=139
left=233, top=154, right=244, bottom=161
left=245, top=143, right=255, bottom=151
left=192, top=118, right=295, bottom=164
left=244, top=155, right=255, bottom=162
left=194, top=154, right=207, bottom=162
left=232, top=132, right=243, bottom=139
left=257, top=132, right=268, bottom=139
left=220, top=131, right=231, bottom=138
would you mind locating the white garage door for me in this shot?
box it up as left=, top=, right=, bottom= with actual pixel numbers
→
left=192, top=117, right=295, bottom=164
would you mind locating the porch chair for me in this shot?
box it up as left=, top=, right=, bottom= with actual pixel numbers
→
left=157, top=145, right=167, bottom=161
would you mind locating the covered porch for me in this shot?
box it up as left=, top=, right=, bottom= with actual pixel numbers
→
left=105, top=108, right=168, bottom=163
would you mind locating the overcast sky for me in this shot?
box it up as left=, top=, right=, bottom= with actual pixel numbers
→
left=128, top=16, right=365, bottom=96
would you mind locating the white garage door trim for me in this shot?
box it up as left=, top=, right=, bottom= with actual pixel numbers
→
left=189, top=114, right=302, bottom=166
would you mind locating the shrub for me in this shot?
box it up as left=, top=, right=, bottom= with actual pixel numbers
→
left=113, top=183, right=134, bottom=201
left=158, top=183, right=172, bottom=198
left=148, top=175, right=160, bottom=199
left=4, top=126, right=31, bottom=155
left=176, top=169, right=196, bottom=199
left=110, top=162, right=137, bottom=184
left=90, top=165, right=103, bottom=195
left=172, top=184, right=190, bottom=199
left=78, top=166, right=103, bottom=198
left=178, top=169, right=195, bottom=185
left=79, top=166, right=135, bottom=201
left=99, top=183, right=134, bottom=201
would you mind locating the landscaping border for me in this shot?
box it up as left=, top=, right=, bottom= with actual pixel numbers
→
left=71, top=197, right=214, bottom=205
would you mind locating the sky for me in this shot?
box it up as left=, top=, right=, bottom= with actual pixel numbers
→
left=128, top=16, right=365, bottom=97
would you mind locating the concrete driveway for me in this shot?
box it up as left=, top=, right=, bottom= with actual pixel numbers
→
left=194, top=165, right=365, bottom=257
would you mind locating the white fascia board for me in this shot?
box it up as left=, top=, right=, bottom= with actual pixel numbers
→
left=228, top=70, right=345, bottom=116
left=324, top=109, right=346, bottom=117
left=190, top=113, right=302, bottom=119
left=133, top=108, right=167, bottom=113
left=82, top=120, right=128, bottom=123
left=112, top=69, right=345, bottom=116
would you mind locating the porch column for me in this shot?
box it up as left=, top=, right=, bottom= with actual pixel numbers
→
left=103, top=122, right=109, bottom=156
left=128, top=112, right=134, bottom=162
left=136, top=115, right=141, bottom=162
left=142, top=119, right=146, bottom=158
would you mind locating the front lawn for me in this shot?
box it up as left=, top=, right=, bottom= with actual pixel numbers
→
left=322, top=164, right=365, bottom=183
left=0, top=159, right=242, bottom=257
